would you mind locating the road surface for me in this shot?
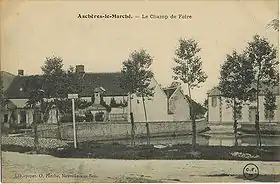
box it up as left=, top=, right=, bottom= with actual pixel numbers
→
left=2, top=151, right=280, bottom=183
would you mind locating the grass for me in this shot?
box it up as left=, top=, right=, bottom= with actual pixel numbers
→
left=2, top=136, right=279, bottom=161
left=46, top=141, right=280, bottom=161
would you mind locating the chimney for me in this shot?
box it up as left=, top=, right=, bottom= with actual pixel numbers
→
left=18, top=69, right=24, bottom=76
left=75, top=65, right=85, bottom=73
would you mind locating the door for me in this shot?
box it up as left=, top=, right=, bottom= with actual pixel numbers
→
left=249, top=107, right=257, bottom=123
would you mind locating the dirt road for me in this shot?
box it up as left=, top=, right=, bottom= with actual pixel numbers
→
left=2, top=151, right=280, bottom=183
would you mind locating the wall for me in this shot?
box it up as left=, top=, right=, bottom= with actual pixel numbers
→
left=80, top=96, right=128, bottom=105
left=208, top=96, right=220, bottom=124
left=208, top=95, right=280, bottom=125
left=129, top=78, right=173, bottom=122
left=78, top=78, right=191, bottom=123
left=37, top=120, right=208, bottom=141
left=170, top=88, right=190, bottom=121
left=241, top=123, right=280, bottom=133
left=111, top=107, right=128, bottom=114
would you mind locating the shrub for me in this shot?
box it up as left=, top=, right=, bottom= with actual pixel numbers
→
left=230, top=151, right=260, bottom=159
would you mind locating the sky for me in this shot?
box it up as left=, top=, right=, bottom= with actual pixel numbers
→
left=1, top=0, right=279, bottom=104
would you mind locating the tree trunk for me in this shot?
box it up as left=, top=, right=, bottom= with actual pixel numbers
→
left=56, top=108, right=62, bottom=140
left=34, top=123, right=39, bottom=152
left=129, top=94, right=135, bottom=146
left=142, top=94, right=150, bottom=145
left=233, top=98, right=238, bottom=147
left=191, top=117, right=196, bottom=149
left=130, top=112, right=135, bottom=146
left=33, top=110, right=39, bottom=153
left=187, top=85, right=196, bottom=150
left=255, top=79, right=261, bottom=148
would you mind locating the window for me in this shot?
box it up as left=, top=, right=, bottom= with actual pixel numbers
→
left=211, top=97, right=217, bottom=107
left=4, top=114, right=8, bottom=123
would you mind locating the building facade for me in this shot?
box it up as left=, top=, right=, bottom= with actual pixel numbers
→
left=207, top=85, right=280, bottom=133
left=3, top=65, right=192, bottom=127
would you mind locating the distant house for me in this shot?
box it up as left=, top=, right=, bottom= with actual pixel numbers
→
left=3, top=65, right=193, bottom=127
left=3, top=67, right=130, bottom=126
left=1, top=71, right=16, bottom=128
left=207, top=84, right=280, bottom=133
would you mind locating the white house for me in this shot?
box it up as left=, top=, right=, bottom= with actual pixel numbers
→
left=207, top=84, right=280, bottom=133
left=129, top=79, right=191, bottom=122
left=3, top=65, right=192, bottom=127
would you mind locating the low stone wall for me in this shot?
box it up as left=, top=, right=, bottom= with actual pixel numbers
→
left=37, top=120, right=207, bottom=141
left=241, top=122, right=280, bottom=133
left=207, top=121, right=280, bottom=134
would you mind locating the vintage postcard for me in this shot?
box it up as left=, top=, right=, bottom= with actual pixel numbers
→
left=1, top=0, right=279, bottom=183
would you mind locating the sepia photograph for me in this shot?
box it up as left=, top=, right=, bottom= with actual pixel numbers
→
left=0, top=0, right=279, bottom=183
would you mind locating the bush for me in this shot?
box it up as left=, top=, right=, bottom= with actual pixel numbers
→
left=230, top=151, right=260, bottom=159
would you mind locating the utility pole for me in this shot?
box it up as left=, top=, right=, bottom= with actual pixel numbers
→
left=68, top=94, right=78, bottom=148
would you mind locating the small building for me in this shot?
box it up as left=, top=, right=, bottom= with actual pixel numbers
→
left=207, top=84, right=280, bottom=133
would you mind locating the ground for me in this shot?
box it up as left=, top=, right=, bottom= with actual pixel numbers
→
left=2, top=151, right=280, bottom=183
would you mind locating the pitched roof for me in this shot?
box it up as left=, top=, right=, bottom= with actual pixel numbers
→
left=207, top=87, right=222, bottom=96
left=4, top=75, right=43, bottom=99
left=80, top=72, right=126, bottom=97
left=5, top=72, right=127, bottom=99
left=208, top=83, right=280, bottom=96
left=163, top=87, right=177, bottom=99
left=1, top=71, right=15, bottom=92
left=9, top=99, right=29, bottom=108
left=185, top=95, right=207, bottom=115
